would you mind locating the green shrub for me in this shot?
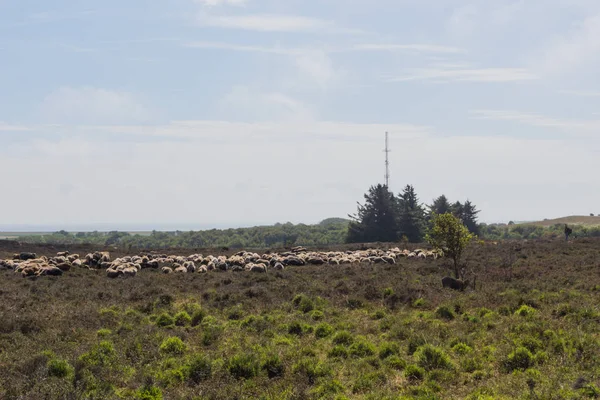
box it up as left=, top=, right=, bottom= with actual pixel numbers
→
left=135, top=384, right=163, bottom=400
left=452, top=343, right=473, bottom=355
left=408, top=336, right=426, bottom=355
left=201, top=324, right=223, bottom=346
left=385, top=355, right=407, bottom=370
left=188, top=355, right=212, bottom=383
left=514, top=305, right=536, bottom=317
left=352, top=372, right=387, bottom=394
left=460, top=358, right=481, bottom=373
left=435, top=306, right=455, bottom=321
left=383, top=288, right=394, bottom=298
left=312, top=379, right=345, bottom=398
left=292, top=294, right=315, bottom=313
left=415, top=345, right=454, bottom=370
left=349, top=338, right=376, bottom=358
left=412, top=298, right=426, bottom=308
left=315, top=323, right=334, bottom=339
left=262, top=353, right=285, bottom=378
left=503, top=347, right=533, bottom=372
left=405, top=364, right=425, bottom=382
left=79, top=340, right=117, bottom=368
left=578, top=383, right=600, bottom=398
left=292, top=358, right=331, bottom=385
left=379, top=342, right=400, bottom=359
left=310, top=310, right=325, bottom=321
left=47, top=358, right=73, bottom=378
left=346, top=298, right=363, bottom=309
left=191, top=309, right=206, bottom=326
left=227, top=353, right=260, bottom=379
left=97, top=329, right=112, bottom=337
left=520, top=336, right=543, bottom=353
left=332, top=331, right=354, bottom=346
left=328, top=345, right=349, bottom=359
left=160, top=337, right=186, bottom=355
left=155, top=313, right=175, bottom=328
left=174, top=311, right=192, bottom=326
left=288, top=321, right=304, bottom=336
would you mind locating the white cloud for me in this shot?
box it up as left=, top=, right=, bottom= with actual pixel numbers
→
left=533, top=14, right=600, bottom=76
left=387, top=67, right=537, bottom=83
left=39, top=87, right=151, bottom=124
left=184, top=42, right=342, bottom=89
left=183, top=41, right=296, bottom=55
left=0, top=122, right=30, bottom=131
left=198, top=13, right=346, bottom=33
left=352, top=43, right=466, bottom=54
left=471, top=109, right=600, bottom=134
left=194, top=0, right=247, bottom=6
left=292, top=49, right=339, bottom=89
left=218, top=86, right=316, bottom=122
left=560, top=90, right=600, bottom=97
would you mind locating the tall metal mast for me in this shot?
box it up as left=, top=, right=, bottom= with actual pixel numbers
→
left=384, top=132, right=390, bottom=188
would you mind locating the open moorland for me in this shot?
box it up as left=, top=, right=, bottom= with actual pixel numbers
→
left=1, top=239, right=600, bottom=399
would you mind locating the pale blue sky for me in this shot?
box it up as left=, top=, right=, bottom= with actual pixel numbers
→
left=1, top=0, right=599, bottom=229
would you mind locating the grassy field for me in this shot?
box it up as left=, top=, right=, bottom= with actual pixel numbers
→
left=1, top=239, right=600, bottom=399
left=519, top=215, right=600, bottom=227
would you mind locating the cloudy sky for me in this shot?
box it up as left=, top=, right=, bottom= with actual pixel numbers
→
left=1, top=0, right=599, bottom=230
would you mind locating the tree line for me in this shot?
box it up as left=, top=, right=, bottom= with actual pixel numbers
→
left=346, top=184, right=480, bottom=244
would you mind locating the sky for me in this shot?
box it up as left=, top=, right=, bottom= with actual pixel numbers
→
left=1, top=0, right=599, bottom=230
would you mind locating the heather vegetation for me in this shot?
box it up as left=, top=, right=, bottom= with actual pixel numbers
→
left=1, top=239, right=600, bottom=399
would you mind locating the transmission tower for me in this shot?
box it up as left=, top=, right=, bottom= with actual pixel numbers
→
left=383, top=132, right=390, bottom=188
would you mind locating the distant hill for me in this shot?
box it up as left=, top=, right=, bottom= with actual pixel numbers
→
left=520, top=215, right=600, bottom=227
left=319, top=218, right=350, bottom=226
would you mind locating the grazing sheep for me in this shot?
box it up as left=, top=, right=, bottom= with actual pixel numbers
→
left=55, top=262, right=72, bottom=272
left=441, top=276, right=469, bottom=291
left=197, top=265, right=208, bottom=273
left=122, top=267, right=137, bottom=278
left=273, top=262, right=285, bottom=270
left=161, top=266, right=173, bottom=274
left=19, top=252, right=37, bottom=261
left=250, top=264, right=267, bottom=273
left=184, top=261, right=197, bottom=273
left=57, top=251, right=69, bottom=257
left=174, top=266, right=187, bottom=273
left=106, top=269, right=122, bottom=279
left=40, top=266, right=63, bottom=276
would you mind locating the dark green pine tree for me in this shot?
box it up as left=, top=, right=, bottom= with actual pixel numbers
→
left=461, top=200, right=481, bottom=235
left=397, top=185, right=426, bottom=243
left=428, top=195, right=451, bottom=217
left=346, top=184, right=399, bottom=243
left=451, top=201, right=465, bottom=222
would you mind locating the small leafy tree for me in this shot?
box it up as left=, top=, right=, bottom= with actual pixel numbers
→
left=426, top=213, right=475, bottom=279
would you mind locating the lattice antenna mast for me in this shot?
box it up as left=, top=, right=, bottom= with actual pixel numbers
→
left=383, top=132, right=391, bottom=188
left=384, top=132, right=390, bottom=188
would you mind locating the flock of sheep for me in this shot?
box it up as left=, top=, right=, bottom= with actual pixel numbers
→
left=0, top=246, right=442, bottom=279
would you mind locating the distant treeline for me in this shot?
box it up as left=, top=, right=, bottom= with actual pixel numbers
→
left=480, top=222, right=600, bottom=240
left=13, top=218, right=350, bottom=250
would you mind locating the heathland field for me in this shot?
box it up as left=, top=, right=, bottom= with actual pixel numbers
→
left=1, top=239, right=600, bottom=399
